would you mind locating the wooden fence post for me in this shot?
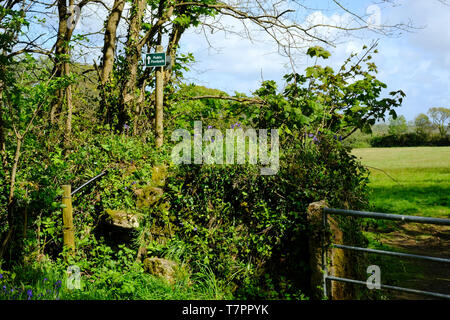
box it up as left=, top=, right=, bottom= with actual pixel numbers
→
left=307, top=201, right=352, bottom=300
left=62, top=185, right=75, bottom=254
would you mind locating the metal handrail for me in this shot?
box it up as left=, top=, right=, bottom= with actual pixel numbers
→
left=71, top=170, right=109, bottom=196
left=322, top=207, right=450, bottom=300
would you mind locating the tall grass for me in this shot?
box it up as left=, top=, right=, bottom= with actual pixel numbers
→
left=0, top=259, right=230, bottom=300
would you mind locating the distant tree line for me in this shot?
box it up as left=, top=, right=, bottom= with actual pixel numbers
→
left=346, top=107, right=450, bottom=148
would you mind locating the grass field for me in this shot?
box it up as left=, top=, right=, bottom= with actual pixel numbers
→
left=352, top=147, right=450, bottom=299
left=353, top=146, right=450, bottom=218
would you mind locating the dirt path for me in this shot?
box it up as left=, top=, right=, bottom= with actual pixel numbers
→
left=376, top=223, right=450, bottom=300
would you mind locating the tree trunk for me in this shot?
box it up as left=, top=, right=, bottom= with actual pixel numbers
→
left=99, top=0, right=125, bottom=123
left=0, top=81, right=6, bottom=169
left=50, top=0, right=69, bottom=124
left=51, top=0, right=75, bottom=138
left=164, top=23, right=186, bottom=86
left=117, top=0, right=146, bottom=131
left=100, top=0, right=125, bottom=85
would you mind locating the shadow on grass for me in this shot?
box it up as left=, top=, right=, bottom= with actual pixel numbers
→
left=368, top=185, right=450, bottom=217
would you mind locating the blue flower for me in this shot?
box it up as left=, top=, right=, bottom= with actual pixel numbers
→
left=333, top=135, right=337, bottom=140
left=27, top=289, right=33, bottom=298
left=231, top=124, right=235, bottom=129
left=313, top=136, right=318, bottom=142
left=0, top=274, right=2, bottom=279
left=308, top=133, right=314, bottom=138
left=207, top=125, right=213, bottom=129
left=211, top=138, right=215, bottom=142
left=131, top=181, right=136, bottom=185
left=193, top=227, right=197, bottom=231
left=339, top=135, right=342, bottom=141
left=44, top=278, right=48, bottom=282
left=123, top=123, right=130, bottom=130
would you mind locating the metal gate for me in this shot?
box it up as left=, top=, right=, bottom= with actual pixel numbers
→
left=322, top=207, right=450, bottom=299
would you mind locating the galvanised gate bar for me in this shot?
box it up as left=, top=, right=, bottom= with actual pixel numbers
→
left=322, top=207, right=450, bottom=299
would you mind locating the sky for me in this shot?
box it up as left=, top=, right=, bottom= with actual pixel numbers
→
left=25, top=0, right=449, bottom=122
left=177, top=0, right=450, bottom=122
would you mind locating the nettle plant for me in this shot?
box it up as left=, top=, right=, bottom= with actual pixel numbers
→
left=249, top=44, right=405, bottom=142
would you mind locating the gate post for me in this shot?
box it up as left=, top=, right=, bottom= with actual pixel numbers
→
left=307, top=201, right=351, bottom=300
left=307, top=200, right=328, bottom=300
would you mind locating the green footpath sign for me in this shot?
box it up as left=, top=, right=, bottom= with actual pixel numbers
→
left=145, top=53, right=166, bottom=67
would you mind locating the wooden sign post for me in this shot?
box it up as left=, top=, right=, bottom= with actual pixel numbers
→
left=155, top=45, right=164, bottom=148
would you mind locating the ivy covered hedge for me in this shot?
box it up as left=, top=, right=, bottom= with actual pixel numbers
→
left=161, top=134, right=370, bottom=299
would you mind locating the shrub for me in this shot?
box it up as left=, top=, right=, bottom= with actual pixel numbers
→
left=163, top=134, right=370, bottom=299
left=370, top=133, right=450, bottom=147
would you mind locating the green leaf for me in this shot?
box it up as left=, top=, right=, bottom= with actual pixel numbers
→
left=306, top=46, right=331, bottom=59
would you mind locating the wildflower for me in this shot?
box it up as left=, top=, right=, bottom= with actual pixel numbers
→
left=318, top=131, right=321, bottom=135
left=193, top=227, right=197, bottom=231
left=308, top=133, right=314, bottom=138
left=123, top=123, right=130, bottom=130
left=207, top=125, right=213, bottom=129
left=339, top=135, right=342, bottom=141
left=313, top=136, right=319, bottom=143
left=211, top=138, right=215, bottom=143
left=27, top=289, right=33, bottom=300
left=231, top=124, right=235, bottom=129
left=131, top=181, right=136, bottom=185
left=333, top=135, right=337, bottom=140
left=44, top=278, right=48, bottom=282
left=180, top=222, right=184, bottom=227
left=0, top=274, right=3, bottom=279
left=124, top=186, right=128, bottom=190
